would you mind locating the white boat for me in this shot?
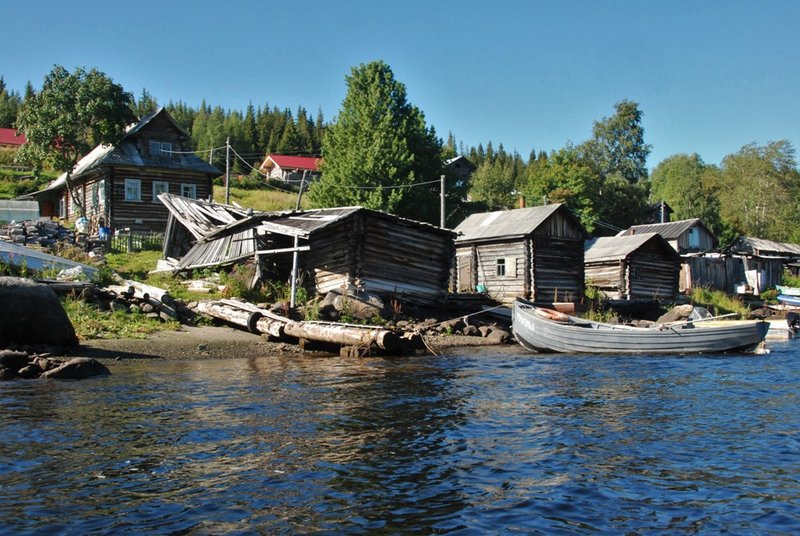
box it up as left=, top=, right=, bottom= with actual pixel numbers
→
left=512, top=298, right=769, bottom=355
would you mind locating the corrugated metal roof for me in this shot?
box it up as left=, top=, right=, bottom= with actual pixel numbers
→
left=158, top=193, right=252, bottom=240
left=729, top=236, right=800, bottom=256
left=453, top=204, right=572, bottom=242
left=618, top=218, right=704, bottom=240
left=585, top=232, right=675, bottom=262
left=265, top=154, right=320, bottom=171
left=0, top=127, right=26, bottom=146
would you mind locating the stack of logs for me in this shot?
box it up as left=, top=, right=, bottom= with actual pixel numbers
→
left=1, top=219, right=75, bottom=247
left=195, top=299, right=425, bottom=357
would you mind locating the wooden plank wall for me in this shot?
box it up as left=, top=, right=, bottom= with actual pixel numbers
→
left=531, top=236, right=584, bottom=302
left=305, top=214, right=454, bottom=305
left=472, top=240, right=527, bottom=304
left=109, top=167, right=211, bottom=232
left=628, top=246, right=679, bottom=300
left=680, top=256, right=745, bottom=293
left=585, top=262, right=625, bottom=299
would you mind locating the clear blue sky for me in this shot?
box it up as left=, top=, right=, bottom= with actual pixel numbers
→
left=3, top=0, right=798, bottom=169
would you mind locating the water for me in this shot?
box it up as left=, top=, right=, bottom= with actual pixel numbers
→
left=2, top=342, right=800, bottom=534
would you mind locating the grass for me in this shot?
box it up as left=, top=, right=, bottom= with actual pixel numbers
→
left=62, top=297, right=180, bottom=340
left=212, top=185, right=308, bottom=211
left=689, top=287, right=750, bottom=317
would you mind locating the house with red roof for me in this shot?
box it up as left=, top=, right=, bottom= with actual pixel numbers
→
left=0, top=128, right=26, bottom=148
left=259, top=154, right=321, bottom=184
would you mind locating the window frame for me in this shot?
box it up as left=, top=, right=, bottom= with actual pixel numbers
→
left=180, top=183, right=197, bottom=199
left=496, top=257, right=506, bottom=277
left=124, top=178, right=142, bottom=202
left=152, top=180, right=170, bottom=202
left=149, top=140, right=173, bottom=157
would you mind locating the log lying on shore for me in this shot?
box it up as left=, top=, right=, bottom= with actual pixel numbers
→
left=194, top=299, right=417, bottom=354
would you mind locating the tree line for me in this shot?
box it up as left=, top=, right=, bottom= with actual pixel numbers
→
left=3, top=64, right=799, bottom=244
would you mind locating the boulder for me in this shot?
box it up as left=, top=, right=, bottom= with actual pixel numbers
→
left=333, top=294, right=384, bottom=321
left=0, top=277, right=78, bottom=347
left=41, top=358, right=110, bottom=380
left=657, top=304, right=695, bottom=324
left=487, top=329, right=511, bottom=344
left=0, top=350, right=31, bottom=372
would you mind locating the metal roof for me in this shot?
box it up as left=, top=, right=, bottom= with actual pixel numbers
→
left=454, top=204, right=583, bottom=242
left=41, top=108, right=220, bottom=193
left=618, top=218, right=707, bottom=240
left=585, top=232, right=678, bottom=263
left=0, top=127, right=26, bottom=146
left=263, top=154, right=320, bottom=172
left=728, top=236, right=800, bottom=257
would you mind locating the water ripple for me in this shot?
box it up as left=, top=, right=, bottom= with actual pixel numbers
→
left=1, top=344, right=800, bottom=533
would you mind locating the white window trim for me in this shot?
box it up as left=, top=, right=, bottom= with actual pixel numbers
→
left=180, top=183, right=197, bottom=199
left=124, top=178, right=142, bottom=202
left=149, top=140, right=173, bottom=157
left=152, top=181, right=170, bottom=202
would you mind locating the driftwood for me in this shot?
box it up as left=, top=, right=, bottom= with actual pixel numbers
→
left=108, top=281, right=178, bottom=319
left=195, top=299, right=403, bottom=353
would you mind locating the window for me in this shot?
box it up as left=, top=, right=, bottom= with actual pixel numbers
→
left=124, top=178, right=142, bottom=201
left=496, top=258, right=506, bottom=277
left=152, top=181, right=169, bottom=202
left=180, top=183, right=197, bottom=199
left=688, top=227, right=700, bottom=249
left=149, top=140, right=173, bottom=156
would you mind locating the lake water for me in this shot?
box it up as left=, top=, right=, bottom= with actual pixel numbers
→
left=2, top=341, right=800, bottom=534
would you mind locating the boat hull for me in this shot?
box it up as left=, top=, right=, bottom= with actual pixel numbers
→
left=512, top=299, right=769, bottom=355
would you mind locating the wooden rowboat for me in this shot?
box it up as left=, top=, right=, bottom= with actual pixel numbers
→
left=512, top=298, right=769, bottom=355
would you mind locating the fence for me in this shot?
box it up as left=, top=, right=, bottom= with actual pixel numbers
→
left=109, top=230, right=164, bottom=253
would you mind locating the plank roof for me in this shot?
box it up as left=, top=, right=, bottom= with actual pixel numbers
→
left=618, top=218, right=708, bottom=240
left=728, top=236, right=800, bottom=257
left=585, top=232, right=679, bottom=263
left=454, top=203, right=586, bottom=242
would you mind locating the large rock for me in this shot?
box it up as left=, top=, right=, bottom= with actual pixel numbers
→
left=0, top=350, right=30, bottom=372
left=0, top=277, right=79, bottom=347
left=40, top=358, right=110, bottom=380
left=656, top=304, right=695, bottom=324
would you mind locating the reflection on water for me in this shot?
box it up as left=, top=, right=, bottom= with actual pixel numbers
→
left=2, top=344, right=800, bottom=533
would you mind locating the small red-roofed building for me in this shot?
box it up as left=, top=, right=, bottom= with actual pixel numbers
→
left=259, top=154, right=321, bottom=184
left=0, top=128, right=26, bottom=148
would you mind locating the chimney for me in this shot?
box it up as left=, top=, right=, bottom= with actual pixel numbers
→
left=519, top=195, right=526, bottom=209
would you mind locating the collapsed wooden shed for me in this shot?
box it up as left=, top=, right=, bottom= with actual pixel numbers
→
left=159, top=194, right=456, bottom=306
left=453, top=204, right=589, bottom=304
left=584, top=232, right=680, bottom=301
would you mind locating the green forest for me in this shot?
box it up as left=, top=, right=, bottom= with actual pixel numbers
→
left=2, top=62, right=799, bottom=245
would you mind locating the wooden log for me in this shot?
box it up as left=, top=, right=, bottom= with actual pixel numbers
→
left=123, top=280, right=174, bottom=306
left=194, top=301, right=258, bottom=332
left=282, top=321, right=398, bottom=352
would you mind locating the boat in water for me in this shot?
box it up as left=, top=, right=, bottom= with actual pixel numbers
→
left=512, top=298, right=769, bottom=355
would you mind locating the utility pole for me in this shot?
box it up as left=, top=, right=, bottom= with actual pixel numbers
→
left=225, top=136, right=231, bottom=205
left=440, top=174, right=446, bottom=228
left=290, top=170, right=309, bottom=308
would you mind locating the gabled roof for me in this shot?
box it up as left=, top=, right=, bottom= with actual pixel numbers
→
left=263, top=154, right=320, bottom=172
left=41, top=108, right=220, bottom=193
left=728, top=236, right=800, bottom=257
left=445, top=155, right=476, bottom=170
left=585, top=232, right=680, bottom=263
left=0, top=127, right=26, bottom=146
left=618, top=218, right=711, bottom=240
left=454, top=204, right=589, bottom=242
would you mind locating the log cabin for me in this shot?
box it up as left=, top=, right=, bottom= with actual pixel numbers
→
left=24, top=108, right=221, bottom=234
left=158, top=194, right=456, bottom=306
left=584, top=232, right=681, bottom=300
left=453, top=204, right=589, bottom=304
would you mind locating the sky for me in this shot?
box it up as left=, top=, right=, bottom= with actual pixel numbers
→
left=2, top=0, right=798, bottom=169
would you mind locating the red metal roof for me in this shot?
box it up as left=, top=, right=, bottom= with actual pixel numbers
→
left=0, top=128, right=26, bottom=147
left=267, top=154, right=320, bottom=171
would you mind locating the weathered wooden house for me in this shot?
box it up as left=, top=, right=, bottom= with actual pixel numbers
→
left=453, top=204, right=589, bottom=304
left=726, top=236, right=800, bottom=293
left=158, top=194, right=455, bottom=306
left=584, top=232, right=681, bottom=300
left=619, top=218, right=717, bottom=253
left=259, top=154, right=321, bottom=184
left=25, top=108, right=221, bottom=233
